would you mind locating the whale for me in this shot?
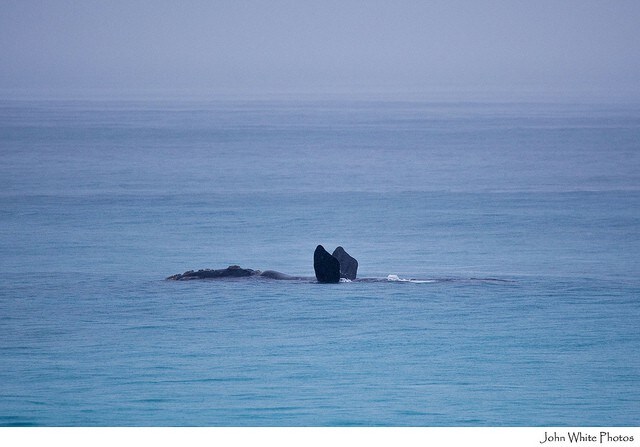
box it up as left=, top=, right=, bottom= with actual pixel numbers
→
left=166, top=264, right=513, bottom=284
left=168, top=245, right=359, bottom=283
left=166, top=246, right=514, bottom=284
left=166, top=265, right=306, bottom=281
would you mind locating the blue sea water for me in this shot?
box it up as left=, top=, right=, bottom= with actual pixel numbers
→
left=0, top=98, right=639, bottom=426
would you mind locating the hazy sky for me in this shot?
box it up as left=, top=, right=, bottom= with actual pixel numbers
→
left=1, top=0, right=639, bottom=98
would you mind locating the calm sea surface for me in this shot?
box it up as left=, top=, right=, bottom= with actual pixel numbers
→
left=0, top=99, right=639, bottom=426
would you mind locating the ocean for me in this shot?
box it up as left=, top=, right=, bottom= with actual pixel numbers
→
left=0, top=98, right=639, bottom=426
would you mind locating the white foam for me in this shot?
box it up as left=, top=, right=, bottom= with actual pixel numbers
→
left=387, top=274, right=434, bottom=284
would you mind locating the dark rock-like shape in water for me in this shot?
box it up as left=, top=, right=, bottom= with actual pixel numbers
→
left=332, top=246, right=358, bottom=280
left=313, top=245, right=341, bottom=283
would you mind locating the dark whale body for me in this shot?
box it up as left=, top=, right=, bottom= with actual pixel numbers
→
left=166, top=265, right=303, bottom=281
left=166, top=257, right=512, bottom=284
left=167, top=245, right=359, bottom=283
left=259, top=270, right=300, bottom=280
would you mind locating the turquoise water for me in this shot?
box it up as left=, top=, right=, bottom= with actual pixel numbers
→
left=0, top=99, right=639, bottom=426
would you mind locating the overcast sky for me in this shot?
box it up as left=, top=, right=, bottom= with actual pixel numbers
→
left=1, top=0, right=639, bottom=98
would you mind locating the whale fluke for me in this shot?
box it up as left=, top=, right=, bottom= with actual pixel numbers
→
left=332, top=246, right=358, bottom=280
left=313, top=245, right=341, bottom=283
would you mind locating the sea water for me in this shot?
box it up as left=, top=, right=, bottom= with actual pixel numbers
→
left=0, top=98, right=639, bottom=426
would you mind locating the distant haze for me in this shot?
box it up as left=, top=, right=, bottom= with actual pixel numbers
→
left=1, top=0, right=639, bottom=99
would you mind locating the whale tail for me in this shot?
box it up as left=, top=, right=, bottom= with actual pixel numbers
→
left=332, top=246, right=358, bottom=280
left=313, top=245, right=341, bottom=283
left=314, top=245, right=358, bottom=283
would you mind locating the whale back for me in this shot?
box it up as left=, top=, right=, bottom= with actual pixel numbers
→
left=166, top=265, right=259, bottom=280
left=260, top=270, right=296, bottom=280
